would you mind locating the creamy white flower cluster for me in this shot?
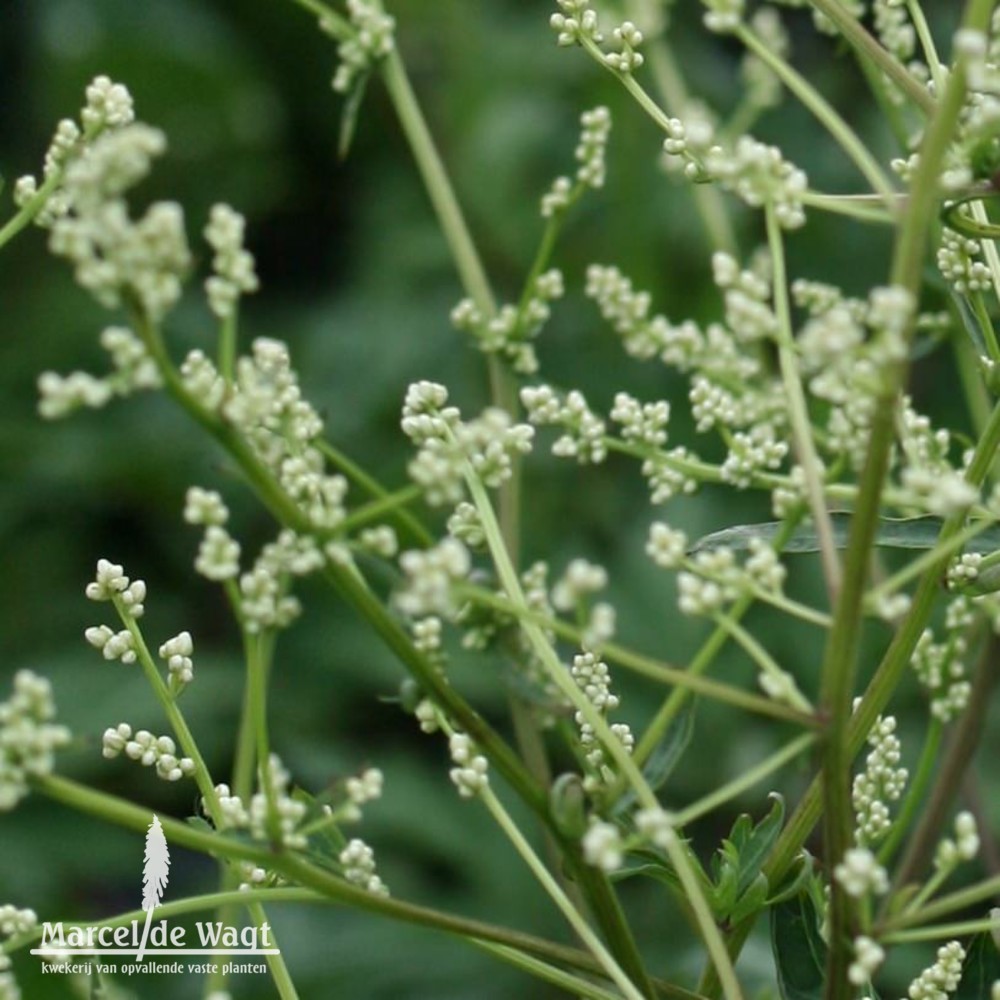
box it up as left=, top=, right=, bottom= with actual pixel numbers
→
left=395, top=539, right=471, bottom=618
left=571, top=651, right=633, bottom=790
left=873, top=0, right=916, bottom=62
left=204, top=204, right=259, bottom=320
left=676, top=539, right=787, bottom=616
left=851, top=711, right=908, bottom=846
left=343, top=767, right=384, bottom=823
left=0, top=672, right=71, bottom=811
left=834, top=846, right=889, bottom=898
left=906, top=940, right=965, bottom=1000
left=83, top=559, right=146, bottom=664
left=550, top=1, right=603, bottom=48
left=449, top=732, right=489, bottom=797
left=937, top=228, right=991, bottom=294
left=14, top=75, right=134, bottom=227
left=207, top=755, right=307, bottom=850
left=541, top=106, right=612, bottom=217
left=330, top=0, right=396, bottom=94
left=702, top=0, right=744, bottom=34
left=37, top=325, right=162, bottom=420
left=521, top=384, right=607, bottom=464
left=0, top=904, right=38, bottom=999
left=401, top=381, right=534, bottom=505
left=450, top=269, right=564, bottom=374
left=934, top=810, right=981, bottom=871
left=912, top=613, right=973, bottom=723
left=550, top=558, right=617, bottom=646
left=101, top=724, right=195, bottom=782
left=47, top=123, right=190, bottom=321
left=339, top=838, right=389, bottom=896
left=849, top=934, right=885, bottom=988
left=582, top=807, right=676, bottom=873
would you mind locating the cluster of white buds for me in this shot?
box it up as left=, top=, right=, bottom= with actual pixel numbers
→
left=849, top=935, right=885, bottom=987
left=873, top=0, right=916, bottom=61
left=249, top=755, right=308, bottom=849
left=585, top=263, right=702, bottom=369
left=550, top=0, right=603, bottom=48
left=447, top=502, right=485, bottom=550
left=677, top=547, right=742, bottom=616
left=571, top=652, right=633, bottom=787
left=934, top=811, right=981, bottom=869
left=646, top=523, right=688, bottom=569
left=402, top=381, right=534, bottom=505
left=704, top=136, right=807, bottom=229
left=834, top=847, right=889, bottom=898
left=184, top=486, right=241, bottom=581
left=852, top=710, right=907, bottom=846
left=660, top=106, right=719, bottom=180
left=712, top=251, right=777, bottom=343
left=448, top=732, right=489, bottom=797
left=541, top=106, right=612, bottom=216
left=85, top=559, right=146, bottom=615
left=551, top=559, right=607, bottom=611
left=912, top=624, right=972, bottom=722
left=938, top=227, right=992, bottom=293
left=610, top=393, right=670, bottom=448
left=604, top=21, right=644, bottom=74
left=635, top=807, right=677, bottom=850
left=901, top=466, right=978, bottom=517
left=204, top=204, right=259, bottom=319
left=521, top=385, right=607, bottom=464
left=582, top=819, right=623, bottom=872
left=0, top=672, right=71, bottom=811
left=101, top=724, right=195, bottom=782
left=342, top=767, right=384, bottom=823
left=0, top=904, right=38, bottom=998
left=411, top=617, right=443, bottom=656
left=37, top=325, right=161, bottom=420
left=180, top=350, right=226, bottom=410
left=330, top=0, right=396, bottom=94
left=339, top=838, right=389, bottom=896
left=159, top=631, right=194, bottom=690
left=84, top=625, right=136, bottom=664
left=721, top=423, right=787, bottom=488
left=905, top=941, right=965, bottom=1000
left=395, top=539, right=471, bottom=618
left=947, top=552, right=983, bottom=588
left=702, top=0, right=744, bottom=33
left=450, top=269, right=563, bottom=374
left=14, top=76, right=134, bottom=228
left=47, top=123, right=190, bottom=321
left=357, top=525, right=398, bottom=559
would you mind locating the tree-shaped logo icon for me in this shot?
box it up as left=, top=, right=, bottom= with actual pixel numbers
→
left=136, top=814, right=170, bottom=961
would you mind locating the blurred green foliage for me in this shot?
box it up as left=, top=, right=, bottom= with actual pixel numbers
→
left=1, top=0, right=996, bottom=997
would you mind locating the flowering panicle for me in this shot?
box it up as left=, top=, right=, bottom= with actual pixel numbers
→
left=329, top=0, right=396, bottom=94
left=14, top=76, right=134, bottom=228
left=102, top=724, right=195, bottom=782
left=541, top=106, right=612, bottom=217
left=521, top=384, right=607, bottom=464
left=339, top=838, right=389, bottom=896
left=450, top=269, right=564, bottom=374
left=204, top=204, right=259, bottom=319
left=448, top=732, right=489, bottom=797
left=401, top=381, right=534, bottom=505
left=905, top=941, right=966, bottom=1000
left=0, top=672, right=71, bottom=811
left=570, top=651, right=633, bottom=790
left=851, top=711, right=908, bottom=846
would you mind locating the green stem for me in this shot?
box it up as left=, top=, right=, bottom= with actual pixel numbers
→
left=458, top=585, right=817, bottom=726
left=671, top=734, right=816, bottom=829
left=245, top=900, right=299, bottom=1000
left=336, top=484, right=424, bottom=535
left=379, top=51, right=495, bottom=316
left=882, top=914, right=1000, bottom=944
left=480, top=786, right=649, bottom=1000
left=737, top=27, right=896, bottom=202
left=799, top=192, right=896, bottom=225
left=471, top=941, right=627, bottom=1000
left=803, top=0, right=935, bottom=113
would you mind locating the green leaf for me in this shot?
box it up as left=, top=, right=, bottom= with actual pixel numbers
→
left=952, top=291, right=989, bottom=357
left=771, top=891, right=827, bottom=1000
left=338, top=72, right=370, bottom=160
left=611, top=701, right=694, bottom=817
left=691, top=514, right=1000, bottom=556
left=954, top=931, right=1000, bottom=999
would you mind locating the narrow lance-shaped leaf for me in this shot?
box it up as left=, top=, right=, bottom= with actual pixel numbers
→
left=691, top=514, right=1000, bottom=556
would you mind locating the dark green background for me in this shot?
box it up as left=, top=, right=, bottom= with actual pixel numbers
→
left=0, top=1, right=992, bottom=997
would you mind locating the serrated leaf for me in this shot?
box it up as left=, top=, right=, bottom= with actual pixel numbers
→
left=612, top=702, right=694, bottom=817
left=690, top=514, right=1000, bottom=556
left=609, top=857, right=681, bottom=892
left=338, top=73, right=370, bottom=160
left=766, top=851, right=816, bottom=906
left=771, top=892, right=827, bottom=1000
left=730, top=871, right=769, bottom=925
left=954, top=931, right=1000, bottom=999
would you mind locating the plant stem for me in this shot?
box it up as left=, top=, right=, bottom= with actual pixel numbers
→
left=738, top=27, right=896, bottom=202
left=671, top=734, right=816, bottom=829
left=882, top=914, right=1000, bottom=944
